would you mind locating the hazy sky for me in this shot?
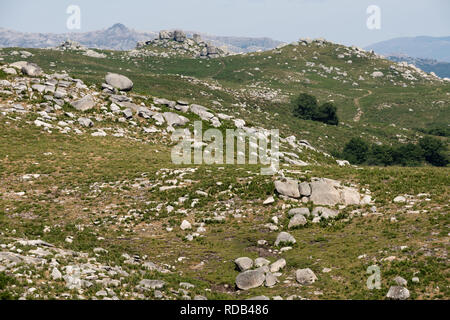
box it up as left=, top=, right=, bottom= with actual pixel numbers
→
left=1, top=0, right=449, bottom=47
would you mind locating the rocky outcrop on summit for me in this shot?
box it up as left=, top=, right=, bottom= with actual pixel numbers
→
left=54, top=40, right=107, bottom=58
left=132, top=30, right=228, bottom=59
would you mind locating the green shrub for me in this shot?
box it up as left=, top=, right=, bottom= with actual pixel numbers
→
left=292, top=93, right=339, bottom=125
left=394, top=143, right=424, bottom=166
left=314, top=102, right=339, bottom=125
left=342, top=137, right=369, bottom=164
left=419, top=136, right=449, bottom=167
left=292, top=93, right=318, bottom=120
left=0, top=272, right=15, bottom=300
left=342, top=136, right=448, bottom=167
left=367, top=145, right=395, bottom=166
left=418, top=125, right=450, bottom=137
left=0, top=69, right=7, bottom=80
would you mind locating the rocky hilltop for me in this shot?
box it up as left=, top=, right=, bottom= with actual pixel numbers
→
left=131, top=30, right=229, bottom=59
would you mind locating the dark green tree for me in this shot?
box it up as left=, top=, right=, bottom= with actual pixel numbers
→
left=342, top=137, right=369, bottom=164
left=313, top=102, right=339, bottom=125
left=367, top=144, right=395, bottom=166
left=292, top=93, right=318, bottom=120
left=419, top=136, right=449, bottom=167
left=393, top=143, right=424, bottom=166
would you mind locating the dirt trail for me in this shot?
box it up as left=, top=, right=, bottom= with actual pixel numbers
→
left=353, top=89, right=373, bottom=122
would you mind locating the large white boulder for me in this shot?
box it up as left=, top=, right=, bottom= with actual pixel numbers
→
left=296, top=268, right=318, bottom=285
left=235, top=269, right=265, bottom=290
left=105, top=73, right=133, bottom=91
left=274, top=179, right=300, bottom=198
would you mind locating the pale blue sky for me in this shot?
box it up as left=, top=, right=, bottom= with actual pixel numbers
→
left=1, top=0, right=449, bottom=47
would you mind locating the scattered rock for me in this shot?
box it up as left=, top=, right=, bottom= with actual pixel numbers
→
left=21, top=62, right=43, bottom=77
left=78, top=117, right=93, bottom=128
left=299, top=182, right=311, bottom=197
left=394, top=276, right=407, bottom=286
left=235, top=257, right=253, bottom=272
left=180, top=220, right=192, bottom=230
left=386, top=286, right=410, bottom=300
left=274, top=179, right=300, bottom=198
left=312, top=207, right=339, bottom=220
left=180, top=282, right=195, bottom=290
left=296, top=268, right=318, bottom=285
left=274, top=232, right=296, bottom=246
left=163, top=112, right=189, bottom=127
left=254, top=257, right=270, bottom=268
left=393, top=196, right=406, bottom=203
left=288, top=208, right=310, bottom=217
left=309, top=179, right=341, bottom=206
left=265, top=272, right=278, bottom=287
left=71, top=95, right=95, bottom=112
left=288, top=214, right=307, bottom=229
left=269, top=259, right=286, bottom=273
left=246, top=295, right=270, bottom=300
left=105, top=73, right=133, bottom=91
left=138, top=279, right=165, bottom=290
left=263, top=196, right=275, bottom=205
left=51, top=267, right=62, bottom=280
left=371, top=71, right=384, bottom=78
left=235, top=269, right=265, bottom=290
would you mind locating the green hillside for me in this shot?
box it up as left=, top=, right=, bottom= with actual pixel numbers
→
left=1, top=40, right=448, bottom=155
left=0, top=39, right=448, bottom=301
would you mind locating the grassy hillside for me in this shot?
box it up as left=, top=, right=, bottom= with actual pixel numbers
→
left=0, top=40, right=448, bottom=301
left=1, top=41, right=449, bottom=155
left=0, top=117, right=448, bottom=299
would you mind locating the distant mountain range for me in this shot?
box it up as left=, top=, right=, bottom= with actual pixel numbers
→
left=0, top=23, right=284, bottom=53
left=366, top=35, right=450, bottom=63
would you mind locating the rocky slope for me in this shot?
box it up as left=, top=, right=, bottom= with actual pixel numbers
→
left=2, top=35, right=448, bottom=156
left=0, top=38, right=448, bottom=301
left=387, top=55, right=450, bottom=79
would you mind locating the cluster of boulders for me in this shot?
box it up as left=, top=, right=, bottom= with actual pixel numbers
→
left=297, top=37, right=329, bottom=47
left=0, top=60, right=312, bottom=168
left=286, top=38, right=445, bottom=87
left=133, top=30, right=228, bottom=59
left=54, top=40, right=106, bottom=58
left=386, top=276, right=412, bottom=300
left=0, top=238, right=178, bottom=300
left=5, top=50, right=33, bottom=59
left=1, top=60, right=43, bottom=77
left=234, top=255, right=318, bottom=291
left=274, top=177, right=372, bottom=207
left=389, top=61, right=442, bottom=82
left=234, top=256, right=285, bottom=290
